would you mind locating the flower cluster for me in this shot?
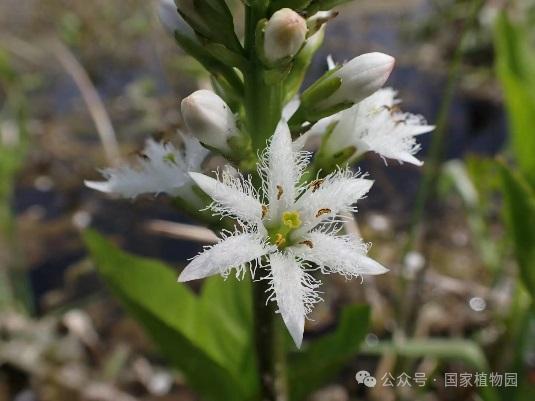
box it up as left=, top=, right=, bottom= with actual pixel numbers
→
left=88, top=0, right=434, bottom=347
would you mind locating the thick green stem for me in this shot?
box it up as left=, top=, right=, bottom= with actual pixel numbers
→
left=243, top=5, right=288, bottom=400
left=244, top=66, right=283, bottom=152
left=253, top=276, right=288, bottom=401
left=243, top=4, right=283, bottom=153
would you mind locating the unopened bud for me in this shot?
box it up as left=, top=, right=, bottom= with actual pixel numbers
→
left=264, top=8, right=307, bottom=63
left=159, top=0, right=195, bottom=38
left=181, top=90, right=238, bottom=153
left=321, top=52, right=395, bottom=109
left=307, top=10, right=338, bottom=36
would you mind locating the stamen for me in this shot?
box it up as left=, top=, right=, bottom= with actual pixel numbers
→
left=261, top=205, right=268, bottom=218
left=315, top=208, right=332, bottom=218
left=309, top=179, right=324, bottom=192
left=299, top=240, right=314, bottom=249
left=274, top=233, right=286, bottom=247
left=276, top=185, right=284, bottom=200
left=382, top=104, right=401, bottom=115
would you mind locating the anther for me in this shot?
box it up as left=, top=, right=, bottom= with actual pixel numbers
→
left=276, top=185, right=284, bottom=200
left=274, top=233, right=286, bottom=247
left=309, top=179, right=324, bottom=192
left=299, top=240, right=314, bottom=249
left=315, top=208, right=332, bottom=218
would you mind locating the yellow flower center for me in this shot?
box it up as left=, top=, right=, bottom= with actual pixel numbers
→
left=282, top=211, right=302, bottom=229
left=268, top=210, right=302, bottom=249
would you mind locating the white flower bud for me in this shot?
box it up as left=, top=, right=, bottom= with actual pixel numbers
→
left=320, top=52, right=395, bottom=109
left=158, top=0, right=195, bottom=38
left=264, top=8, right=307, bottom=63
left=181, top=90, right=238, bottom=153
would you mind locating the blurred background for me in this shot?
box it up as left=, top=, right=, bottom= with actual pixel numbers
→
left=1, top=0, right=535, bottom=400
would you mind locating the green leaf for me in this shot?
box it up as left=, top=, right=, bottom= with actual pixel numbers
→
left=362, top=338, right=499, bottom=401
left=84, top=230, right=258, bottom=401
left=173, top=31, right=244, bottom=96
left=494, top=13, right=535, bottom=187
left=362, top=338, right=489, bottom=371
left=499, top=162, right=535, bottom=299
left=288, top=304, right=369, bottom=401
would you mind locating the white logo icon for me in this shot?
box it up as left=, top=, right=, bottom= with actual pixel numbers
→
left=355, top=370, right=376, bottom=387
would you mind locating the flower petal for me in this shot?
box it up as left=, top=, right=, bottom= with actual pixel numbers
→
left=178, top=233, right=268, bottom=282
left=294, top=169, right=373, bottom=235
left=268, top=253, right=321, bottom=348
left=180, top=131, right=210, bottom=170
left=189, top=171, right=263, bottom=224
left=325, top=88, right=434, bottom=166
left=260, top=120, right=310, bottom=222
left=293, top=231, right=388, bottom=277
left=85, top=139, right=191, bottom=198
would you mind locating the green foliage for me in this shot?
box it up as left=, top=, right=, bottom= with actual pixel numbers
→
left=84, top=230, right=259, bottom=401
left=288, top=305, right=369, bottom=401
left=499, top=163, right=535, bottom=300
left=0, top=47, right=31, bottom=312
left=363, top=339, right=499, bottom=401
left=494, top=13, right=535, bottom=188
left=444, top=159, right=502, bottom=274
left=363, top=338, right=489, bottom=371
left=85, top=230, right=372, bottom=401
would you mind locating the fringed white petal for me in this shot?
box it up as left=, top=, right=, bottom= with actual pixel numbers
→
left=282, top=97, right=300, bottom=121
left=189, top=171, right=263, bottom=225
left=294, top=169, right=373, bottom=236
left=181, top=131, right=210, bottom=170
left=85, top=140, right=191, bottom=198
left=267, top=253, right=321, bottom=348
left=178, top=232, right=269, bottom=282
left=306, top=115, right=338, bottom=137
left=326, top=88, right=434, bottom=165
left=260, top=120, right=310, bottom=223
left=293, top=231, right=388, bottom=277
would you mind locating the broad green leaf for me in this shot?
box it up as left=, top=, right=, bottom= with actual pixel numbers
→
left=499, top=163, right=535, bottom=299
left=494, top=13, right=535, bottom=187
left=84, top=230, right=258, bottom=401
left=199, top=275, right=258, bottom=389
left=288, top=304, right=369, bottom=401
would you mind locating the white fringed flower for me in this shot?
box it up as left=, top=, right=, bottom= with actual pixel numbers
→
left=313, top=88, right=435, bottom=165
left=179, top=121, right=388, bottom=348
left=85, top=135, right=208, bottom=202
